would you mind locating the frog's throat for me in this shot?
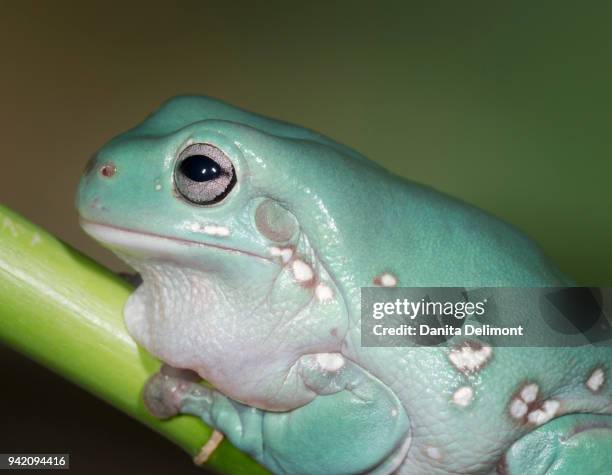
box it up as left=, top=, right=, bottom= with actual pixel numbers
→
left=79, top=218, right=271, bottom=262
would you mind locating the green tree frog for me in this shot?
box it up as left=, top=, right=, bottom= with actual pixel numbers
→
left=76, top=96, right=612, bottom=474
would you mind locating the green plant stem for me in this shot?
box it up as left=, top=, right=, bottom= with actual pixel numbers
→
left=0, top=205, right=267, bottom=475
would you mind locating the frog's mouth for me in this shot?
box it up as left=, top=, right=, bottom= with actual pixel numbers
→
left=79, top=218, right=272, bottom=263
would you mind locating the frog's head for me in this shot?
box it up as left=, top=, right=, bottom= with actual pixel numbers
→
left=76, top=96, right=389, bottom=408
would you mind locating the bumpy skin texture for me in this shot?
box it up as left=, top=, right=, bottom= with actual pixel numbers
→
left=76, top=96, right=612, bottom=474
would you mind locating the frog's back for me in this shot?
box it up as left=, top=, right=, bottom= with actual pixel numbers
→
left=348, top=177, right=573, bottom=288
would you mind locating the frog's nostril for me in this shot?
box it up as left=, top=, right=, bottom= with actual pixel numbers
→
left=100, top=163, right=117, bottom=178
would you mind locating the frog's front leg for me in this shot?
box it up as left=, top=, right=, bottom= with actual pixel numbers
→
left=144, top=356, right=411, bottom=475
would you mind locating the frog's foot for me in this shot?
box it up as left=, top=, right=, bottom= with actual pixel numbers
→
left=143, top=364, right=201, bottom=419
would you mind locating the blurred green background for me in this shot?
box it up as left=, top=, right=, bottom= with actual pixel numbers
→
left=0, top=1, right=610, bottom=474
left=1, top=1, right=611, bottom=284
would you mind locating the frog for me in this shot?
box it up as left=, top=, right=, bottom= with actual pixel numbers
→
left=76, top=95, right=612, bottom=474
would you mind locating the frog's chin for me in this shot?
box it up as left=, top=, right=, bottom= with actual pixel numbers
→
left=79, top=218, right=271, bottom=263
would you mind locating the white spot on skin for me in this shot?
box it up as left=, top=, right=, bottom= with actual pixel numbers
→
left=292, top=259, right=314, bottom=282
left=425, top=446, right=442, bottom=460
left=154, top=184, right=162, bottom=191
left=520, top=383, right=539, bottom=404
left=316, top=353, right=344, bottom=372
left=448, top=343, right=492, bottom=374
left=586, top=367, right=605, bottom=393
left=202, top=225, right=231, bottom=237
left=510, top=382, right=544, bottom=420
left=509, top=381, right=561, bottom=425
left=375, top=272, right=397, bottom=287
left=527, top=400, right=559, bottom=426
left=452, top=386, right=474, bottom=407
left=391, top=408, right=398, bottom=417
left=270, top=246, right=293, bottom=263
left=315, top=283, right=334, bottom=302
left=510, top=398, right=528, bottom=419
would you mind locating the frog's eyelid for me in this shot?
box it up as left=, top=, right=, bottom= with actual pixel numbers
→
left=178, top=143, right=233, bottom=173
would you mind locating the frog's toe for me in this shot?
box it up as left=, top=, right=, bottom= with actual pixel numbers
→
left=143, top=364, right=201, bottom=419
left=143, top=372, right=182, bottom=418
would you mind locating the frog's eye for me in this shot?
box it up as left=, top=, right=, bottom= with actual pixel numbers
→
left=174, top=143, right=236, bottom=205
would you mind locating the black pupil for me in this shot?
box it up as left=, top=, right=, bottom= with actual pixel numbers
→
left=180, top=155, right=222, bottom=182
